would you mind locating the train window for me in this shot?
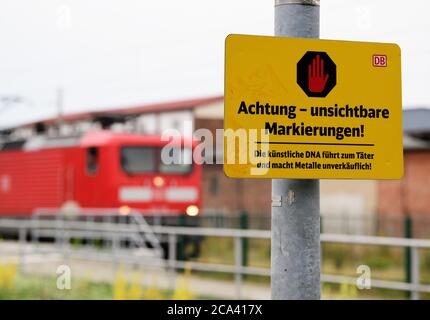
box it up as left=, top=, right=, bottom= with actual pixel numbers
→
left=86, top=147, right=99, bottom=175
left=159, top=147, right=192, bottom=174
left=121, top=147, right=156, bottom=174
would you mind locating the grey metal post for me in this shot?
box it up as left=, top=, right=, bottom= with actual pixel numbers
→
left=234, top=236, right=243, bottom=299
left=411, top=247, right=420, bottom=300
left=31, top=214, right=39, bottom=250
left=111, top=231, right=119, bottom=273
left=272, top=0, right=321, bottom=300
left=63, top=229, right=71, bottom=266
left=87, top=215, right=94, bottom=249
left=18, top=227, right=26, bottom=273
left=168, top=233, right=177, bottom=291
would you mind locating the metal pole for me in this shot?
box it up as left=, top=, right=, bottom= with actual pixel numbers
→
left=234, top=236, right=243, bottom=299
left=404, top=215, right=413, bottom=299
left=18, top=227, right=26, bottom=273
left=239, top=211, right=249, bottom=269
left=272, top=0, right=321, bottom=300
left=411, top=247, right=420, bottom=300
left=112, top=232, right=119, bottom=274
left=168, top=233, right=177, bottom=291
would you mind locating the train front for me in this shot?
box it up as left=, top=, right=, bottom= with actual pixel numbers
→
left=110, top=134, right=202, bottom=220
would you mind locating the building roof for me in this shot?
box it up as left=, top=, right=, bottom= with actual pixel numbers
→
left=13, top=95, right=224, bottom=129
left=403, top=108, right=430, bottom=150
left=403, top=108, right=430, bottom=134
left=403, top=134, right=430, bottom=150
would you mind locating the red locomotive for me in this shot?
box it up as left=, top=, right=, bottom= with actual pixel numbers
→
left=0, top=130, right=202, bottom=217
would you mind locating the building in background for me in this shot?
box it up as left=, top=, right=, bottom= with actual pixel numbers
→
left=3, top=97, right=429, bottom=235
left=190, top=102, right=430, bottom=236
left=378, top=109, right=430, bottom=237
left=193, top=99, right=378, bottom=233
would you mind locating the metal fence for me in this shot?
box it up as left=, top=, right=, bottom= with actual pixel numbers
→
left=0, top=217, right=430, bottom=299
left=193, top=213, right=430, bottom=238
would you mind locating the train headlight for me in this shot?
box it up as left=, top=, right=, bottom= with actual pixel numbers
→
left=119, top=205, right=131, bottom=216
left=186, top=205, right=199, bottom=217
left=153, top=176, right=165, bottom=188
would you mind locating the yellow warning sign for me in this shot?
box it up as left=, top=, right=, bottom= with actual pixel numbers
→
left=224, top=34, right=403, bottom=179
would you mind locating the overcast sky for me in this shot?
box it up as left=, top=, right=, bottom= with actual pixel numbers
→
left=0, top=0, right=429, bottom=128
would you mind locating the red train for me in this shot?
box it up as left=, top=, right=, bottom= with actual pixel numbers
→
left=0, top=130, right=202, bottom=217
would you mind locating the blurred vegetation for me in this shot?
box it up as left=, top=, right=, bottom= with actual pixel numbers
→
left=0, top=274, right=112, bottom=299
left=0, top=263, right=17, bottom=291
left=112, top=264, right=195, bottom=300
left=2, top=235, right=430, bottom=300
left=193, top=236, right=430, bottom=299
left=0, top=261, right=205, bottom=300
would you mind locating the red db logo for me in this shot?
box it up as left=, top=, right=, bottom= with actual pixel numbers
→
left=373, top=55, right=387, bottom=67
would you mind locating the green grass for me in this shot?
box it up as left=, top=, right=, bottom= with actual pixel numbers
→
left=0, top=274, right=194, bottom=300
left=4, top=235, right=430, bottom=300
left=2, top=266, right=428, bottom=300
left=0, top=275, right=113, bottom=300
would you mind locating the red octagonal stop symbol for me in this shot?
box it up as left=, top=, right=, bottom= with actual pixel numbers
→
left=297, top=51, right=336, bottom=98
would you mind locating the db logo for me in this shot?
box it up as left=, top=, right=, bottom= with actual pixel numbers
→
left=373, top=54, right=387, bottom=67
